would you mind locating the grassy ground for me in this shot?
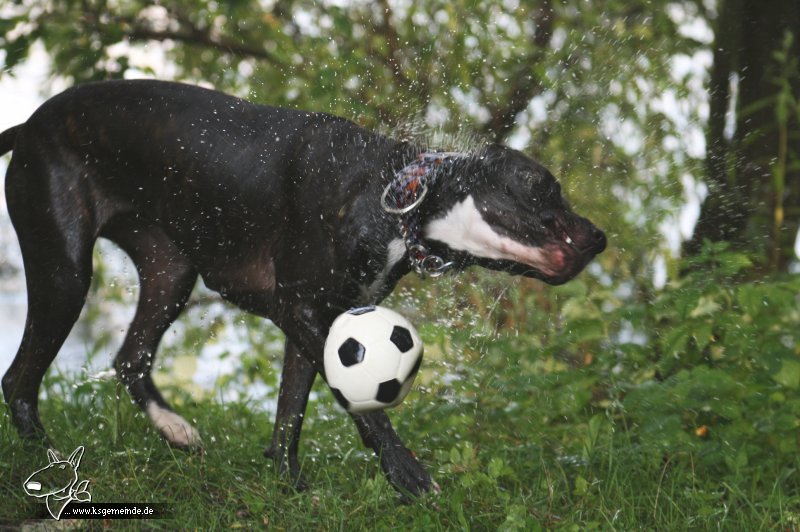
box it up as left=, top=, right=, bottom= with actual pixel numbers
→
left=3, top=256, right=800, bottom=529
left=1, top=357, right=797, bottom=531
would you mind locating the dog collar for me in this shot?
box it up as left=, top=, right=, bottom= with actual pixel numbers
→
left=381, top=152, right=466, bottom=277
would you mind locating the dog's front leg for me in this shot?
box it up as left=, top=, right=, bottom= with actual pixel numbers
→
left=274, top=300, right=435, bottom=499
left=351, top=410, right=437, bottom=500
left=264, top=339, right=316, bottom=490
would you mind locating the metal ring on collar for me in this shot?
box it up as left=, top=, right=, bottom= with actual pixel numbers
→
left=380, top=180, right=429, bottom=214
left=419, top=255, right=454, bottom=277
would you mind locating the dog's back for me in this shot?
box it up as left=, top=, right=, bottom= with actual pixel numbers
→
left=9, top=80, right=324, bottom=201
left=4, top=80, right=393, bottom=274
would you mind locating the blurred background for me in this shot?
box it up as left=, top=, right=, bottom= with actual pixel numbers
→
left=1, top=0, right=799, bottom=525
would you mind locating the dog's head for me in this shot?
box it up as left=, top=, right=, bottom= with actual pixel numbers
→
left=422, top=144, right=606, bottom=285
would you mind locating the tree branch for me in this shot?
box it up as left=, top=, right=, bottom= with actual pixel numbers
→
left=482, top=0, right=554, bottom=142
left=377, top=0, right=408, bottom=89
left=81, top=7, right=289, bottom=68
left=126, top=25, right=285, bottom=66
left=374, top=0, right=429, bottom=102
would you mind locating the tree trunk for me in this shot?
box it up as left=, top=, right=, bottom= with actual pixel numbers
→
left=686, top=0, right=800, bottom=270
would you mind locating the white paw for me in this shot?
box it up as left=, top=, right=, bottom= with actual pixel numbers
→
left=146, top=402, right=202, bottom=448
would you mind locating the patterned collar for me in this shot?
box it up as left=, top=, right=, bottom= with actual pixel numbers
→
left=381, top=152, right=466, bottom=277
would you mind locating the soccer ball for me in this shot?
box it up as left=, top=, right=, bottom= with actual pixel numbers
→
left=324, top=306, right=423, bottom=414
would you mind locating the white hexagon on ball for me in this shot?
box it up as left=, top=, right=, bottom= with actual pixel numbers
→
left=323, top=305, right=423, bottom=413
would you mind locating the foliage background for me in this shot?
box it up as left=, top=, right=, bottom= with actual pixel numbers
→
left=0, top=0, right=799, bottom=528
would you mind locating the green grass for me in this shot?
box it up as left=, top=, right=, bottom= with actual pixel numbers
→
left=1, top=361, right=797, bottom=530
left=4, top=246, right=800, bottom=528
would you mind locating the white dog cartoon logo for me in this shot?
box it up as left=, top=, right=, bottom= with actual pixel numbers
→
left=23, top=446, right=91, bottom=520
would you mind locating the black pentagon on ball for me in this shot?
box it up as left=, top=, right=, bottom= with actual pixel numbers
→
left=376, top=379, right=402, bottom=403
left=338, top=337, right=366, bottom=367
left=389, top=326, right=414, bottom=353
left=330, top=388, right=350, bottom=410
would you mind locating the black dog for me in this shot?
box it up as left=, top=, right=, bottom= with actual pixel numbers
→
left=1, top=80, right=605, bottom=497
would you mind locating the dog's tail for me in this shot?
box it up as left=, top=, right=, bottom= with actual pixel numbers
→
left=0, top=124, right=22, bottom=156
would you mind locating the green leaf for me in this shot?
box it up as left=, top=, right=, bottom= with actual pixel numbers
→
left=737, top=284, right=765, bottom=317
left=717, top=253, right=753, bottom=277
left=565, top=318, right=606, bottom=343
left=773, top=359, right=800, bottom=389
left=573, top=475, right=589, bottom=496
left=660, top=321, right=693, bottom=358
left=690, top=296, right=721, bottom=318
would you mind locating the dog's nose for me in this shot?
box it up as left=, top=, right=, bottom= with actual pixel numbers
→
left=589, top=226, right=607, bottom=253
left=26, top=481, right=42, bottom=491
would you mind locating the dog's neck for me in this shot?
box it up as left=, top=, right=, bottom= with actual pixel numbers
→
left=358, top=151, right=468, bottom=303
left=381, top=151, right=469, bottom=277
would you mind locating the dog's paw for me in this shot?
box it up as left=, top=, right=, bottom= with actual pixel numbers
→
left=146, top=403, right=202, bottom=449
left=380, top=445, right=437, bottom=502
left=9, top=399, right=52, bottom=446
left=263, top=445, right=308, bottom=491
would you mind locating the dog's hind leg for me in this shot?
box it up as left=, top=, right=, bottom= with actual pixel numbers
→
left=2, top=255, right=93, bottom=443
left=103, top=222, right=200, bottom=448
left=2, top=163, right=94, bottom=444
left=264, top=340, right=317, bottom=489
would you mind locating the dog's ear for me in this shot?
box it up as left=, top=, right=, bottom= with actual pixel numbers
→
left=47, top=449, right=58, bottom=465
left=459, top=144, right=509, bottom=190
left=67, top=446, right=85, bottom=469
left=481, top=143, right=510, bottom=163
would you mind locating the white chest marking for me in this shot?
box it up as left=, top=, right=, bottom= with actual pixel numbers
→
left=386, top=237, right=407, bottom=266
left=424, top=195, right=551, bottom=272
left=361, top=238, right=406, bottom=302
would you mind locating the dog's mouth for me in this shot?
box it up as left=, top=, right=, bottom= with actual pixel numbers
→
left=518, top=217, right=607, bottom=283
left=424, top=195, right=606, bottom=284
left=496, top=230, right=605, bottom=284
